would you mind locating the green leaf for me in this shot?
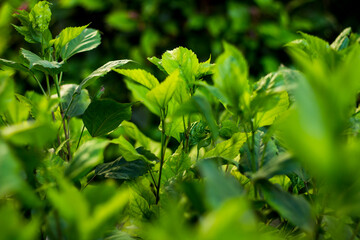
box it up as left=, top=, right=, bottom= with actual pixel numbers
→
left=125, top=79, right=160, bottom=116
left=204, top=132, right=247, bottom=160
left=113, top=69, right=159, bottom=90
left=95, top=147, right=155, bottom=180
left=83, top=99, right=132, bottom=137
left=0, top=58, right=31, bottom=73
left=173, top=95, right=219, bottom=138
left=59, top=84, right=90, bottom=118
left=78, top=60, right=131, bottom=91
left=251, top=153, right=298, bottom=180
left=147, top=56, right=166, bottom=73
left=199, top=160, right=243, bottom=209
left=65, top=139, right=108, bottom=180
left=161, top=47, right=199, bottom=84
left=258, top=180, right=315, bottom=233
left=1, top=121, right=57, bottom=147
left=51, top=25, right=88, bottom=58
left=111, top=136, right=150, bottom=163
left=213, top=42, right=250, bottom=112
left=29, top=1, right=51, bottom=32
left=330, top=27, right=351, bottom=51
left=161, top=145, right=191, bottom=186
left=12, top=8, right=44, bottom=44
left=0, top=72, right=15, bottom=114
left=120, top=121, right=163, bottom=156
left=146, top=69, right=180, bottom=108
left=0, top=139, right=23, bottom=196
left=21, top=49, right=63, bottom=75
left=254, top=91, right=289, bottom=128
left=197, top=56, right=214, bottom=78
left=60, top=28, right=101, bottom=60
left=219, top=120, right=239, bottom=139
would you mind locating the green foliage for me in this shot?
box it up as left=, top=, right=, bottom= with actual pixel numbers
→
left=82, top=99, right=132, bottom=137
left=1, top=2, right=360, bottom=239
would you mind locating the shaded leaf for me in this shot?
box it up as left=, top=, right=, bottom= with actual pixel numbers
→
left=258, top=180, right=315, bottom=233
left=82, top=99, right=132, bottom=137
left=96, top=147, right=155, bottom=180
left=21, top=49, right=63, bottom=75
left=0, top=58, right=31, bottom=73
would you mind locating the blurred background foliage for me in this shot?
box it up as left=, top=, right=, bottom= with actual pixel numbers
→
left=0, top=0, right=358, bottom=136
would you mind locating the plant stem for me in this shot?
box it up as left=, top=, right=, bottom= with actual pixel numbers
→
left=156, top=108, right=167, bottom=204
left=45, top=74, right=51, bottom=97
left=54, top=73, right=71, bottom=161
left=31, top=72, right=47, bottom=96
left=76, top=125, right=85, bottom=150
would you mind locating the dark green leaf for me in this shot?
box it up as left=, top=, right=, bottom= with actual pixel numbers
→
left=258, top=180, right=315, bottom=233
left=0, top=58, right=31, bottom=73
left=82, top=99, right=132, bottom=137
left=95, top=147, right=155, bottom=180
left=21, top=49, right=63, bottom=75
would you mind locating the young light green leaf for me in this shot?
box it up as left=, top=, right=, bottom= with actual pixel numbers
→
left=146, top=69, right=180, bottom=108
left=197, top=56, right=214, bottom=78
left=29, top=1, right=51, bottom=32
left=254, top=91, right=289, bottom=128
left=1, top=121, right=57, bottom=147
left=111, top=136, right=151, bottom=163
left=78, top=60, right=131, bottom=91
left=51, top=25, right=88, bottom=58
left=21, top=49, right=63, bottom=75
left=213, top=42, right=250, bottom=112
left=161, top=145, right=191, bottom=186
left=65, top=138, right=108, bottom=180
left=0, top=72, right=14, bottom=114
left=113, top=69, right=159, bottom=89
left=204, top=132, right=247, bottom=160
left=257, top=180, right=315, bottom=233
left=82, top=99, right=132, bottom=137
left=125, top=80, right=160, bottom=116
left=147, top=56, right=166, bottom=73
left=330, top=27, right=351, bottom=51
left=161, top=47, right=199, bottom=84
left=59, top=84, right=90, bottom=118
left=60, top=28, right=101, bottom=60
